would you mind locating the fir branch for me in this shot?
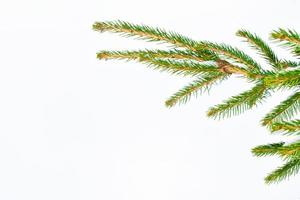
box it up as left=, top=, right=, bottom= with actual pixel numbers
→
left=265, top=159, right=300, bottom=184
left=165, top=73, right=228, bottom=107
left=236, top=29, right=281, bottom=70
left=207, top=83, right=268, bottom=119
left=271, top=28, right=300, bottom=57
left=199, top=41, right=262, bottom=73
left=261, top=92, right=300, bottom=126
left=97, top=49, right=218, bottom=62
left=93, top=20, right=200, bottom=51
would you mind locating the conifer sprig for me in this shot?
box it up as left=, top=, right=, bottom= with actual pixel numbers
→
left=97, top=49, right=218, bottom=62
left=207, top=83, right=268, bottom=119
left=94, top=20, right=300, bottom=184
left=271, top=29, right=300, bottom=45
left=165, top=73, right=228, bottom=107
left=199, top=41, right=263, bottom=73
left=265, top=159, right=300, bottom=184
left=280, top=60, right=300, bottom=68
left=262, top=92, right=300, bottom=126
left=252, top=141, right=300, bottom=158
left=236, top=29, right=281, bottom=70
left=253, top=141, right=300, bottom=184
left=252, top=142, right=286, bottom=157
left=144, top=59, right=223, bottom=76
left=263, top=69, right=300, bottom=88
left=270, top=120, right=300, bottom=134
left=271, top=28, right=300, bottom=57
left=93, top=20, right=200, bottom=51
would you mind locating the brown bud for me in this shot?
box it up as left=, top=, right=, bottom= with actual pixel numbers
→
left=216, top=59, right=234, bottom=74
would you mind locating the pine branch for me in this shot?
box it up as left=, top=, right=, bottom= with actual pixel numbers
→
left=207, top=83, right=268, bottom=119
left=265, top=159, right=300, bottom=184
left=271, top=28, right=300, bottom=57
left=97, top=49, right=218, bottom=62
left=236, top=29, right=281, bottom=70
left=165, top=73, right=228, bottom=107
left=199, top=41, right=263, bottom=73
left=261, top=92, right=300, bottom=126
left=93, top=20, right=200, bottom=51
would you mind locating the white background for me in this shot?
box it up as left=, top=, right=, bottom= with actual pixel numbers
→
left=0, top=0, right=300, bottom=199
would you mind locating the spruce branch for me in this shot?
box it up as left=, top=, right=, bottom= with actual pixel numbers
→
left=271, top=28, right=300, bottom=45
left=97, top=49, right=218, bottom=62
left=252, top=142, right=300, bottom=158
left=263, top=69, right=300, bottom=88
left=262, top=92, right=300, bottom=126
left=236, top=29, right=281, bottom=70
left=279, top=60, right=300, bottom=69
left=271, top=28, right=300, bottom=57
left=252, top=142, right=285, bottom=157
left=199, top=41, right=263, bottom=73
left=265, top=159, right=300, bottom=184
left=271, top=120, right=300, bottom=134
left=207, top=83, right=268, bottom=119
left=94, top=21, right=300, bottom=183
left=144, top=59, right=223, bottom=76
left=253, top=141, right=300, bottom=183
left=165, top=73, right=228, bottom=107
left=93, top=20, right=200, bottom=51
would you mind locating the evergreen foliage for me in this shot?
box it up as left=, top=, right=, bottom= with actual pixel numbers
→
left=94, top=20, right=300, bottom=184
